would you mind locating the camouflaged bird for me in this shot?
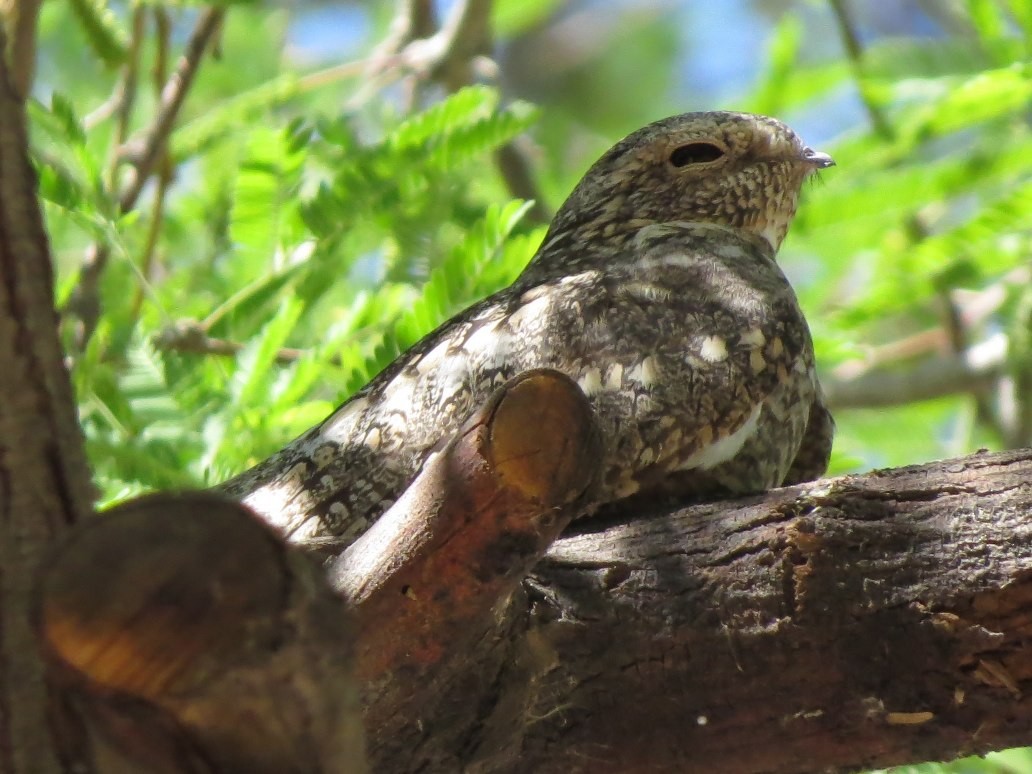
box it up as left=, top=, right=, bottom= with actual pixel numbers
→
left=221, top=111, right=835, bottom=551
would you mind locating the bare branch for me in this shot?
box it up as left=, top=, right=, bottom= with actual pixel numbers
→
left=939, top=285, right=1007, bottom=443
left=154, top=319, right=343, bottom=367
left=66, top=9, right=225, bottom=352
left=351, top=0, right=550, bottom=219
left=824, top=332, right=1007, bottom=409
left=828, top=0, right=894, bottom=139
left=496, top=141, right=551, bottom=225
left=118, top=8, right=224, bottom=213
left=85, top=7, right=145, bottom=140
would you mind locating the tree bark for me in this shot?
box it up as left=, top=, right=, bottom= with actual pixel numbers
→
left=36, top=494, right=366, bottom=774
left=336, top=448, right=1032, bottom=773
left=0, top=23, right=95, bottom=774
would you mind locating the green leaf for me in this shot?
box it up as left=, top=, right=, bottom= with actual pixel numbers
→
left=896, top=63, right=1032, bottom=145
left=389, top=85, right=500, bottom=151
left=227, top=125, right=307, bottom=263
left=229, top=297, right=305, bottom=410
left=66, top=0, right=129, bottom=66
left=749, top=15, right=802, bottom=116
left=341, top=200, right=536, bottom=395
left=172, top=74, right=303, bottom=160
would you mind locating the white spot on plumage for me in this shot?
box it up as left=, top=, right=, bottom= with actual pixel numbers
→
left=626, top=356, right=659, bottom=388
left=641, top=356, right=659, bottom=386
left=740, top=328, right=766, bottom=348
left=750, top=349, right=767, bottom=373
left=578, top=366, right=603, bottom=396
left=613, top=478, right=640, bottom=498
left=715, top=242, right=747, bottom=260
left=364, top=427, right=381, bottom=451
left=682, top=403, right=763, bottom=470
left=700, top=336, right=728, bottom=363
left=623, top=281, right=672, bottom=302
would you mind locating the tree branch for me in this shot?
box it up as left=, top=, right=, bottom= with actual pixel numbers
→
left=36, top=493, right=367, bottom=773
left=118, top=8, right=224, bottom=213
left=828, top=0, right=894, bottom=139
left=355, top=0, right=551, bottom=224
left=332, top=369, right=598, bottom=749
left=0, top=24, right=94, bottom=772
left=824, top=332, right=1007, bottom=409
left=336, top=448, right=1032, bottom=772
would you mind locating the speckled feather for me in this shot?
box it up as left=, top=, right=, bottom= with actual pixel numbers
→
left=220, top=111, right=835, bottom=550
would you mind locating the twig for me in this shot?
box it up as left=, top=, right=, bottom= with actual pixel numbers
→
left=155, top=320, right=343, bottom=367
left=938, top=286, right=1007, bottom=444
left=824, top=333, right=1008, bottom=410
left=66, top=9, right=225, bottom=352
left=1003, top=288, right=1032, bottom=448
left=118, top=8, right=224, bottom=213
left=125, top=8, right=173, bottom=325
left=827, top=0, right=894, bottom=140
left=431, top=0, right=492, bottom=90
left=64, top=243, right=109, bottom=351
left=335, top=0, right=551, bottom=219
left=496, top=142, right=551, bottom=225
left=128, top=163, right=171, bottom=322
left=402, top=0, right=551, bottom=222
left=83, top=7, right=145, bottom=134
left=833, top=267, right=1027, bottom=380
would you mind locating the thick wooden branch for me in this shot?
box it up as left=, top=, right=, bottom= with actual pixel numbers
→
left=308, top=446, right=1032, bottom=773
left=479, top=448, right=1032, bottom=773
left=332, top=368, right=599, bottom=761
left=35, top=493, right=366, bottom=773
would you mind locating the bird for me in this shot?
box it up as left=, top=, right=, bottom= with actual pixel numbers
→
left=220, top=111, right=835, bottom=552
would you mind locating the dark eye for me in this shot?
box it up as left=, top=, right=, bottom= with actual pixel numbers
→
left=669, top=143, right=725, bottom=167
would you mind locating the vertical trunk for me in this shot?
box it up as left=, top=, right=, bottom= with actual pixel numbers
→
left=0, top=25, right=96, bottom=773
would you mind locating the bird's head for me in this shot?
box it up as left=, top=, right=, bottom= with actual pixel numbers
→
left=543, top=111, right=833, bottom=257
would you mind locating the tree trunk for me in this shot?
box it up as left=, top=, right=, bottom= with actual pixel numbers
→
left=0, top=23, right=96, bottom=774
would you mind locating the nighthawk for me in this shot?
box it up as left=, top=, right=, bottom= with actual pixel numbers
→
left=221, top=111, right=835, bottom=551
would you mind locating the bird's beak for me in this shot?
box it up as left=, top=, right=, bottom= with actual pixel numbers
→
left=801, top=147, right=835, bottom=169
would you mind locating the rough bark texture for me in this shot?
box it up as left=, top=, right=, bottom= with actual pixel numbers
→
left=36, top=494, right=366, bottom=774
left=445, top=448, right=1032, bottom=773
left=321, top=447, right=1032, bottom=773
left=333, top=369, right=599, bottom=767
left=0, top=24, right=95, bottom=774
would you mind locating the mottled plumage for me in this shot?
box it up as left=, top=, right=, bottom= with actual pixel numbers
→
left=221, top=111, right=835, bottom=551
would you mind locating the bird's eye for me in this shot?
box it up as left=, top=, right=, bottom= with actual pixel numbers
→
left=669, top=143, right=725, bottom=167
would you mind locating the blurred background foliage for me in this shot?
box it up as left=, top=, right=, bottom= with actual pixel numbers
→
left=29, top=1, right=1030, bottom=767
